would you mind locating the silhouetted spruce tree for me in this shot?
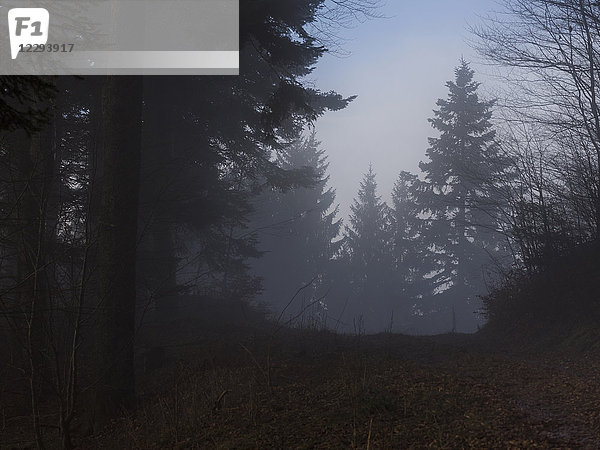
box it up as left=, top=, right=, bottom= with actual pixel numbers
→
left=135, top=0, right=355, bottom=314
left=418, top=60, right=508, bottom=332
left=388, top=171, right=436, bottom=327
left=343, top=164, right=391, bottom=328
left=252, top=131, right=342, bottom=321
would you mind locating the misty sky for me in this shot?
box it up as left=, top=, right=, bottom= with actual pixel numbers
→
left=313, top=0, right=498, bottom=220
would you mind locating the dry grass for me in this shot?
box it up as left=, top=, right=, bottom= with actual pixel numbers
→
left=5, top=297, right=600, bottom=448
left=80, top=329, right=600, bottom=448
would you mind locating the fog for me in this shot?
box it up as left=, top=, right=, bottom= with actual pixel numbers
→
left=314, top=0, right=498, bottom=218
left=3, top=0, right=600, bottom=446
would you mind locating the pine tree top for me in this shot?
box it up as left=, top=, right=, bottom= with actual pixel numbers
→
left=420, top=60, right=498, bottom=191
left=346, top=164, right=388, bottom=241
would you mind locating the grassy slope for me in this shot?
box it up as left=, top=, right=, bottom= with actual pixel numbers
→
left=83, top=323, right=600, bottom=449
left=6, top=284, right=600, bottom=448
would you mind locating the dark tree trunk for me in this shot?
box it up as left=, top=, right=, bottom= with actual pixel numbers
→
left=93, top=76, right=143, bottom=430
left=9, top=98, right=56, bottom=447
left=140, top=77, right=179, bottom=318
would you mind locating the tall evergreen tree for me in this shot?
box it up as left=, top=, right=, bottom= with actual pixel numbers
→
left=275, top=131, right=343, bottom=273
left=418, top=60, right=508, bottom=332
left=134, top=0, right=356, bottom=316
left=388, top=171, right=435, bottom=327
left=252, top=131, right=342, bottom=321
left=343, top=164, right=391, bottom=329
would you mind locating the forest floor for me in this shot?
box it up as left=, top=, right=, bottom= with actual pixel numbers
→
left=84, top=322, right=600, bottom=449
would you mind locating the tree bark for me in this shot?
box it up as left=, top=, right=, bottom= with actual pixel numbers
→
left=93, top=76, right=143, bottom=430
left=140, top=77, right=179, bottom=318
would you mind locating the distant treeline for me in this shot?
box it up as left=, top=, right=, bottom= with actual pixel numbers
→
left=252, top=61, right=509, bottom=335
left=255, top=0, right=600, bottom=335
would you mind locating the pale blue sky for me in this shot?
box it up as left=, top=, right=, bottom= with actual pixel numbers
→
left=312, top=0, right=500, bottom=219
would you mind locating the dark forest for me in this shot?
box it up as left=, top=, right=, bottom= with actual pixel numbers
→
left=3, top=0, right=600, bottom=447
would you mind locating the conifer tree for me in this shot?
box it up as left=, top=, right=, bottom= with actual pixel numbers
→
left=388, top=171, right=434, bottom=324
left=418, top=60, right=507, bottom=331
left=276, top=131, right=343, bottom=271
left=252, top=131, right=342, bottom=319
left=389, top=172, right=420, bottom=276
left=343, top=164, right=391, bottom=328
